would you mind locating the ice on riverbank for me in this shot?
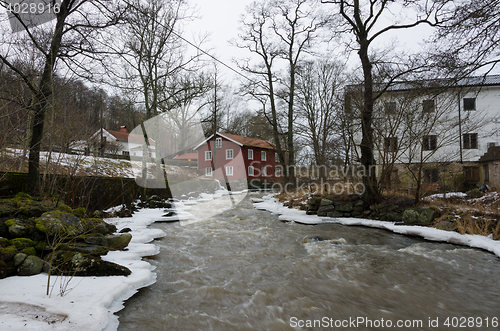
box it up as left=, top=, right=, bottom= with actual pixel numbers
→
left=0, top=208, right=166, bottom=331
left=253, top=194, right=500, bottom=258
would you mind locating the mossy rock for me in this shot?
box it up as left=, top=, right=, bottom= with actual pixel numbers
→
left=0, top=260, right=16, bottom=279
left=106, top=233, right=132, bottom=251
left=36, top=211, right=84, bottom=237
left=6, top=219, right=36, bottom=238
left=82, top=218, right=116, bottom=235
left=72, top=207, right=86, bottom=218
left=9, top=238, right=35, bottom=250
left=402, top=208, right=435, bottom=224
left=79, top=234, right=108, bottom=246
left=44, top=251, right=131, bottom=276
left=0, top=237, right=9, bottom=247
left=21, top=247, right=36, bottom=256
left=57, top=243, right=110, bottom=256
left=17, top=255, right=44, bottom=276
left=466, top=188, right=483, bottom=199
left=0, top=246, right=18, bottom=262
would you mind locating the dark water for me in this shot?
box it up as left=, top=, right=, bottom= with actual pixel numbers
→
left=117, top=194, right=500, bottom=330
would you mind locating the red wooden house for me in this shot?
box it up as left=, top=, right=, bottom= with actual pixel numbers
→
left=194, top=132, right=283, bottom=181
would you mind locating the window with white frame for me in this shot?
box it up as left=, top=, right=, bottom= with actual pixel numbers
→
left=275, top=166, right=282, bottom=177
left=463, top=133, right=478, bottom=149
left=261, top=151, right=266, bottom=161
left=248, top=149, right=253, bottom=160
left=226, top=166, right=233, bottom=176
left=205, top=151, right=212, bottom=160
left=226, top=149, right=233, bottom=160
left=248, top=166, right=254, bottom=176
left=262, top=166, right=267, bottom=176
left=205, top=167, right=212, bottom=176
left=215, top=137, right=222, bottom=148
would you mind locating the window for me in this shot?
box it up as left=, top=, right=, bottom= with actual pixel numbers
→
left=275, top=152, right=279, bottom=161
left=205, top=151, right=212, bottom=160
left=423, top=135, right=437, bottom=151
left=262, top=166, right=267, bottom=176
left=226, top=166, right=233, bottom=176
left=215, top=137, right=222, bottom=148
left=385, top=102, right=396, bottom=114
left=122, top=151, right=130, bottom=156
left=422, top=99, right=435, bottom=113
left=261, top=151, right=266, bottom=161
left=226, top=149, right=233, bottom=160
left=463, top=98, right=476, bottom=111
left=424, top=168, right=439, bottom=183
left=248, top=166, right=254, bottom=176
left=205, top=167, right=212, bottom=176
left=464, top=166, right=480, bottom=182
left=275, top=166, right=282, bottom=177
left=463, top=133, right=478, bottom=149
left=248, top=149, right=253, bottom=160
left=484, top=165, right=489, bottom=181
left=384, top=137, right=398, bottom=152
left=488, top=142, right=496, bottom=149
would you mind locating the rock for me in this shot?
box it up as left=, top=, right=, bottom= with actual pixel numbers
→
left=320, top=199, right=333, bottom=206
left=436, top=221, right=457, bottom=231
left=18, top=255, right=44, bottom=276
left=402, top=208, right=436, bottom=224
left=0, top=246, right=18, bottom=262
left=21, top=247, right=36, bottom=256
left=307, top=197, right=321, bottom=206
left=119, top=227, right=132, bottom=233
left=14, top=253, right=27, bottom=267
left=0, top=220, right=8, bottom=237
left=84, top=218, right=116, bottom=235
left=317, top=205, right=336, bottom=216
left=336, top=203, right=353, bottom=213
left=80, top=234, right=108, bottom=246
left=43, top=251, right=131, bottom=276
left=105, top=233, right=132, bottom=250
left=6, top=219, right=34, bottom=237
left=58, top=243, right=110, bottom=256
left=9, top=238, right=35, bottom=250
left=0, top=238, right=9, bottom=247
left=351, top=211, right=363, bottom=217
left=0, top=260, right=16, bottom=279
left=327, top=211, right=343, bottom=218
left=37, top=212, right=84, bottom=237
left=303, top=236, right=327, bottom=243
left=386, top=211, right=403, bottom=222
left=354, top=200, right=365, bottom=207
left=466, top=188, right=482, bottom=198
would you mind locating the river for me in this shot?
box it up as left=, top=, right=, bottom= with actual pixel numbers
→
left=117, top=193, right=500, bottom=330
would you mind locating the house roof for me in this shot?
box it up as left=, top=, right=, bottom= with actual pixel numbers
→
left=347, top=74, right=500, bottom=93
left=193, top=132, right=276, bottom=150
left=103, top=129, right=155, bottom=145
left=479, top=146, right=500, bottom=162
left=174, top=153, right=198, bottom=160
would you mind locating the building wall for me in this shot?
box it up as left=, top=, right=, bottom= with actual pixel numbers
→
left=196, top=135, right=282, bottom=181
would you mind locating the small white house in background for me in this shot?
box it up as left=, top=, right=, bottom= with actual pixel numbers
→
left=84, top=126, right=156, bottom=158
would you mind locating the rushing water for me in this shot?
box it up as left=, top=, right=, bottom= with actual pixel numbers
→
left=117, top=193, right=500, bottom=330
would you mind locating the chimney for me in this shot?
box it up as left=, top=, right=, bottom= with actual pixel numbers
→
left=120, top=125, right=127, bottom=133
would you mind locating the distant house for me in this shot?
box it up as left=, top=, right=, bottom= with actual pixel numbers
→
left=87, top=126, right=156, bottom=158
left=173, top=153, right=198, bottom=161
left=479, top=145, right=500, bottom=191
left=194, top=132, right=283, bottom=181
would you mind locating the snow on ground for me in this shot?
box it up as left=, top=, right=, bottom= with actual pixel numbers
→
left=0, top=208, right=166, bottom=331
left=423, top=192, right=468, bottom=200
left=254, top=194, right=500, bottom=258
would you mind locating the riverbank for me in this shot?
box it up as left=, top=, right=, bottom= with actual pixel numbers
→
left=0, top=207, right=166, bottom=330
left=253, top=194, right=500, bottom=258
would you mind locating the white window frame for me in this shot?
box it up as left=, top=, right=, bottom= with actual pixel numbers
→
left=205, top=167, right=212, bottom=176
left=205, top=151, right=212, bottom=161
left=248, top=149, right=253, bottom=160
left=226, top=166, right=233, bottom=176
left=248, top=166, right=254, bottom=176
left=226, top=149, right=234, bottom=160
left=261, top=151, right=266, bottom=161
left=215, top=137, right=222, bottom=148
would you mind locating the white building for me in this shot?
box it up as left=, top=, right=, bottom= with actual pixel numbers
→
left=347, top=74, right=500, bottom=189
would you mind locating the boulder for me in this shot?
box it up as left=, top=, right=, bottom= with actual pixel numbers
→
left=36, top=212, right=84, bottom=237
left=336, top=203, right=353, bottom=213
left=106, top=233, right=132, bottom=250
left=6, top=219, right=35, bottom=238
left=0, top=246, right=18, bottom=262
left=44, top=251, right=131, bottom=276
left=402, top=208, right=436, bottom=224
left=320, top=199, right=333, bottom=206
left=386, top=211, right=403, bottom=222
left=317, top=205, right=336, bottom=217
left=0, top=237, right=9, bottom=247
left=9, top=238, right=35, bottom=250
left=327, top=211, right=343, bottom=218
left=0, top=260, right=16, bottom=279
left=13, top=253, right=27, bottom=267
left=83, top=218, right=116, bottom=235
left=17, top=255, right=44, bottom=276
left=119, top=227, right=132, bottom=233
left=436, top=220, right=457, bottom=231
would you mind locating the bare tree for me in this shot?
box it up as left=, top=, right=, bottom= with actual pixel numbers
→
left=322, top=0, right=444, bottom=203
